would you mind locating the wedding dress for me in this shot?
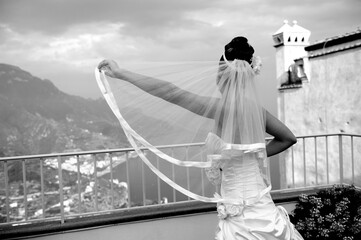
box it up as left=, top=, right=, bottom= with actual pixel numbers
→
left=205, top=132, right=303, bottom=240
left=95, top=53, right=304, bottom=239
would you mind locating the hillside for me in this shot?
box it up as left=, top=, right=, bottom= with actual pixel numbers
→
left=0, top=63, right=137, bottom=156
left=0, top=64, right=208, bottom=222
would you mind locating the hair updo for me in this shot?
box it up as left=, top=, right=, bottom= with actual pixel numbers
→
left=221, top=36, right=254, bottom=64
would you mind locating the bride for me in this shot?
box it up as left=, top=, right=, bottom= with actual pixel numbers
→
left=97, top=36, right=303, bottom=239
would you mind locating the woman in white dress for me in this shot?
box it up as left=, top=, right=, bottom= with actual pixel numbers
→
left=98, top=36, right=303, bottom=239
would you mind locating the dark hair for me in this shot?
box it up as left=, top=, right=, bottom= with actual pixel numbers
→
left=221, top=36, right=254, bottom=64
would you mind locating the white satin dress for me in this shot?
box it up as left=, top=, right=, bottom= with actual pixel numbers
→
left=205, top=133, right=303, bottom=240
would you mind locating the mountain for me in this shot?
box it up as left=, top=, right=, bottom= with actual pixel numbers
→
left=0, top=64, right=214, bottom=222
left=0, top=63, right=199, bottom=157
left=0, top=63, right=132, bottom=157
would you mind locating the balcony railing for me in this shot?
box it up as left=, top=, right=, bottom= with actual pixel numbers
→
left=0, top=133, right=360, bottom=226
left=283, top=133, right=361, bottom=188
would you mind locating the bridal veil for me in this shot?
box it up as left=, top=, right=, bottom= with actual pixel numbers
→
left=95, top=52, right=270, bottom=204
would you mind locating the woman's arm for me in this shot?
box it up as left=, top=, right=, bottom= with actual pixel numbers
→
left=264, top=110, right=297, bottom=157
left=98, top=59, right=217, bottom=118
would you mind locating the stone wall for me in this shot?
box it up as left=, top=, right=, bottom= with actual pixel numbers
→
left=279, top=46, right=361, bottom=188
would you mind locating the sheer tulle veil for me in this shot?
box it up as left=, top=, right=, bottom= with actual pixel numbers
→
left=95, top=39, right=269, bottom=203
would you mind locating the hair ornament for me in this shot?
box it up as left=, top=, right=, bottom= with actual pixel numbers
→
left=251, top=56, right=262, bottom=75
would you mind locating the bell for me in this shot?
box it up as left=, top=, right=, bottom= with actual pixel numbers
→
left=294, top=58, right=308, bottom=82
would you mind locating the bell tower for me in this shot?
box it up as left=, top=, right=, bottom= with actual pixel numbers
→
left=272, top=20, right=311, bottom=121
left=273, top=20, right=310, bottom=75
left=271, top=21, right=311, bottom=189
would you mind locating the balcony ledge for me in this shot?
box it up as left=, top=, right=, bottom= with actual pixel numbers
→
left=0, top=184, right=353, bottom=240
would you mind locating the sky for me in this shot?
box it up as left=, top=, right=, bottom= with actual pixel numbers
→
left=0, top=0, right=360, bottom=114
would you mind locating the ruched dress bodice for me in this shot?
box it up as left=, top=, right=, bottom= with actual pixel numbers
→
left=204, top=132, right=270, bottom=199
left=220, top=155, right=267, bottom=201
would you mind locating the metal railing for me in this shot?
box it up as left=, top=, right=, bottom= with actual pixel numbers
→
left=0, top=133, right=360, bottom=226
left=0, top=143, right=207, bottom=225
left=283, top=133, right=361, bottom=188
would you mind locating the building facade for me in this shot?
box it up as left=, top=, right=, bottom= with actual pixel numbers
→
left=273, top=21, right=361, bottom=188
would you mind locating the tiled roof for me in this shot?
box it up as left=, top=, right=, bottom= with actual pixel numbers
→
left=278, top=83, right=303, bottom=91
left=305, top=28, right=361, bottom=51
left=307, top=42, right=361, bottom=59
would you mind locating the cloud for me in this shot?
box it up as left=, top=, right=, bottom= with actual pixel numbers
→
left=0, top=0, right=219, bottom=35
left=0, top=0, right=360, bottom=104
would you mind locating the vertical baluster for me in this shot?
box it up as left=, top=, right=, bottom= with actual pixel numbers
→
left=93, top=154, right=98, bottom=211
left=109, top=153, right=114, bottom=209
left=200, top=146, right=205, bottom=196
left=338, top=135, right=344, bottom=183
left=351, top=136, right=355, bottom=183
left=22, top=159, right=28, bottom=221
left=326, top=136, right=329, bottom=184
left=186, top=147, right=190, bottom=200
left=171, top=148, right=176, bottom=202
left=291, top=147, right=295, bottom=188
left=302, top=138, right=306, bottom=187
left=76, top=155, right=81, bottom=214
left=40, top=158, right=45, bottom=219
left=156, top=156, right=161, bottom=204
left=57, top=156, right=64, bottom=224
left=125, top=152, right=131, bottom=208
left=141, top=152, right=146, bottom=206
left=4, top=161, right=10, bottom=222
left=314, top=137, right=318, bottom=185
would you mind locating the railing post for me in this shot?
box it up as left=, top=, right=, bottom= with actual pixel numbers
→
left=186, top=147, right=190, bottom=200
left=326, top=136, right=329, bottom=184
left=93, top=154, right=98, bottom=211
left=302, top=138, right=306, bottom=187
left=4, top=161, right=10, bottom=222
left=125, top=152, right=131, bottom=207
left=141, top=152, right=146, bottom=206
left=291, top=147, right=295, bottom=188
left=171, top=148, right=176, bottom=202
left=156, top=156, right=161, bottom=204
left=200, top=146, right=205, bottom=196
left=314, top=137, right=318, bottom=185
left=22, top=159, right=28, bottom=221
left=351, top=136, right=355, bottom=183
left=338, top=135, right=344, bottom=184
left=76, top=155, right=81, bottom=214
left=109, top=153, right=114, bottom=209
left=40, top=158, right=45, bottom=219
left=57, top=156, right=64, bottom=224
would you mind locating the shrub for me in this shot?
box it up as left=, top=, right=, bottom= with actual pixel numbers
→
left=291, top=185, right=361, bottom=240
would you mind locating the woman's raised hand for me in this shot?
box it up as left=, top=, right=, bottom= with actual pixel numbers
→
left=98, top=59, right=120, bottom=78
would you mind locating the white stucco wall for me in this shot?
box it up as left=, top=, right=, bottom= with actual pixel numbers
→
left=279, top=45, right=361, bottom=188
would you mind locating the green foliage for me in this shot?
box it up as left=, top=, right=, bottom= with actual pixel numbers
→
left=291, top=185, right=361, bottom=240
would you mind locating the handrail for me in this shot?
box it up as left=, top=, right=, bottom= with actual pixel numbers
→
left=292, top=133, right=361, bottom=138
left=0, top=142, right=205, bottom=162
left=1, top=133, right=360, bottom=161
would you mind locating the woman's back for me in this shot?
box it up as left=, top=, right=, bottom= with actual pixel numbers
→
left=221, top=156, right=267, bottom=200
left=205, top=132, right=269, bottom=200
